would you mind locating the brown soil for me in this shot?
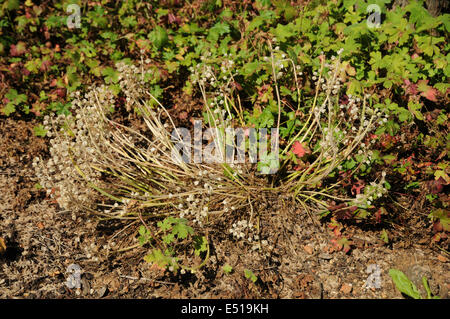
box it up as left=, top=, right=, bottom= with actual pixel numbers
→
left=0, top=118, right=448, bottom=299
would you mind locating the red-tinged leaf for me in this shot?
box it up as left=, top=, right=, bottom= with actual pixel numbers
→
left=403, top=79, right=418, bottom=95
left=417, top=162, right=433, bottom=168
left=433, top=221, right=443, bottom=233
left=434, top=171, right=450, bottom=184
left=168, top=13, right=181, bottom=24
left=43, top=26, right=50, bottom=40
left=351, top=180, right=365, bottom=195
left=136, top=38, right=151, bottom=52
left=431, top=233, right=442, bottom=243
left=318, top=54, right=325, bottom=64
left=333, top=228, right=341, bottom=237
left=329, top=203, right=355, bottom=220
left=375, top=207, right=387, bottom=224
left=331, top=237, right=352, bottom=253
left=25, top=8, right=32, bottom=19
left=40, top=59, right=52, bottom=72
left=10, top=42, right=27, bottom=57
left=335, top=210, right=353, bottom=220
left=178, top=111, right=188, bottom=120
left=429, top=178, right=444, bottom=194
left=292, top=141, right=306, bottom=158
left=421, top=88, right=438, bottom=102
left=232, top=81, right=243, bottom=91
left=417, top=80, right=438, bottom=102
left=339, top=95, right=349, bottom=105
left=328, top=218, right=340, bottom=228
left=53, top=88, right=66, bottom=99
left=328, top=203, right=347, bottom=211
left=31, top=102, right=43, bottom=117
left=375, top=209, right=381, bottom=223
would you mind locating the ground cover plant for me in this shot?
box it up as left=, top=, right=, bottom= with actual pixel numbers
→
left=0, top=0, right=449, bottom=299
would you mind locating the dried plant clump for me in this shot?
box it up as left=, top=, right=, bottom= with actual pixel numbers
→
left=34, top=51, right=390, bottom=269
left=272, top=51, right=386, bottom=212
left=33, top=84, right=118, bottom=211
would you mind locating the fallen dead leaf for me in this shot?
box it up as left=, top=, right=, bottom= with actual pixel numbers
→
left=49, top=271, right=61, bottom=277
left=340, top=283, right=353, bottom=294
left=0, top=237, right=6, bottom=254
left=437, top=255, right=448, bottom=263
left=322, top=244, right=336, bottom=254
left=303, top=245, right=314, bottom=255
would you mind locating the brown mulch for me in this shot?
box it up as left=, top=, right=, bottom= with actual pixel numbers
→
left=0, top=118, right=448, bottom=299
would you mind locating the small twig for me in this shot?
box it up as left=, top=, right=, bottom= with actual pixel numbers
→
left=119, top=274, right=175, bottom=285
left=110, top=220, right=139, bottom=241
left=138, top=212, right=164, bottom=251
left=111, top=243, right=141, bottom=254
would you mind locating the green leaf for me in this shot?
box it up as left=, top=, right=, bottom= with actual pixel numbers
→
left=171, top=218, right=194, bottom=239
left=149, top=26, right=168, bottom=49
left=138, top=225, right=147, bottom=236
left=257, top=152, right=279, bottom=174
left=434, top=83, right=450, bottom=94
left=240, top=61, right=260, bottom=77
left=270, top=23, right=295, bottom=42
left=380, top=229, right=389, bottom=243
left=382, top=154, right=396, bottom=164
left=158, top=217, right=173, bottom=232
left=440, top=14, right=450, bottom=32
left=2, top=103, right=16, bottom=116
left=223, top=264, right=233, bottom=274
left=257, top=0, right=272, bottom=8
left=344, top=158, right=356, bottom=170
left=408, top=101, right=423, bottom=121
left=405, top=181, right=420, bottom=190
left=256, top=107, right=275, bottom=128
left=422, top=276, right=431, bottom=299
left=163, top=233, right=175, bottom=244
left=429, top=209, right=450, bottom=232
left=5, top=89, right=17, bottom=101
left=434, top=170, right=450, bottom=184
left=389, top=269, right=421, bottom=299
left=193, top=236, right=208, bottom=256
left=33, top=125, right=47, bottom=137
left=347, top=79, right=362, bottom=95
left=244, top=269, right=258, bottom=283
left=7, top=0, right=20, bottom=10
left=208, top=22, right=230, bottom=42
left=422, top=276, right=440, bottom=299
left=144, top=249, right=175, bottom=269
left=102, top=67, right=119, bottom=84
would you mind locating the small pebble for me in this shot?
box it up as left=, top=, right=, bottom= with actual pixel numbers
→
left=340, top=283, right=353, bottom=294
left=318, top=253, right=333, bottom=260
left=98, top=286, right=108, bottom=298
